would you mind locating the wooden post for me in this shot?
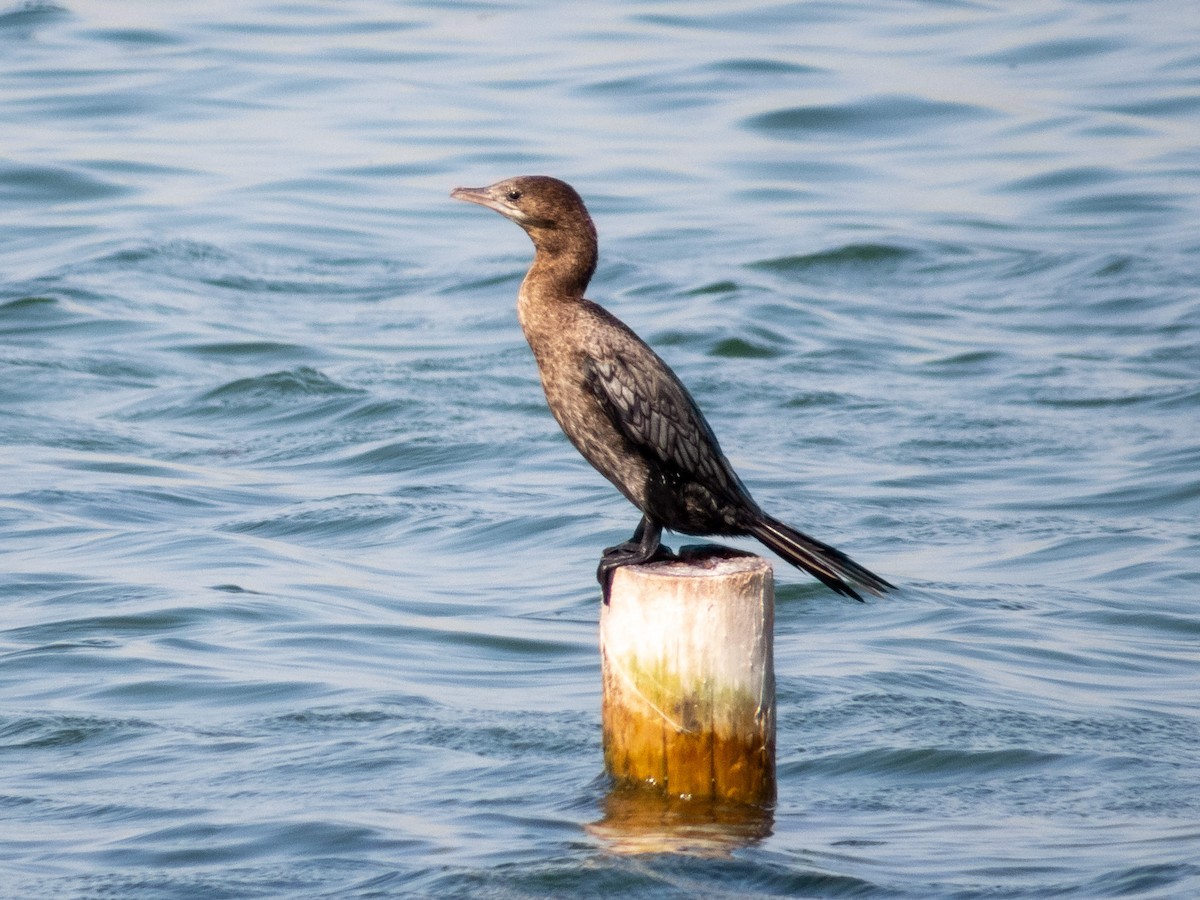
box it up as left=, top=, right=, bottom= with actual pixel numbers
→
left=600, top=546, right=776, bottom=805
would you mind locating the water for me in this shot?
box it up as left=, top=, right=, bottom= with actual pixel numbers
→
left=2, top=0, right=1199, bottom=895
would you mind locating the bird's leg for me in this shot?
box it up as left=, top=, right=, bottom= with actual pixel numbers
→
left=597, top=516, right=673, bottom=603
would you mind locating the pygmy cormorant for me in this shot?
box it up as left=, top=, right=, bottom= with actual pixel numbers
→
left=451, top=176, right=892, bottom=602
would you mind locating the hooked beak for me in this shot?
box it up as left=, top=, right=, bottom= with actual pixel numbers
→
left=450, top=185, right=512, bottom=217
left=451, top=181, right=553, bottom=228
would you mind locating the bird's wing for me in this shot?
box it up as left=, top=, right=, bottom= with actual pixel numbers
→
left=582, top=311, right=742, bottom=500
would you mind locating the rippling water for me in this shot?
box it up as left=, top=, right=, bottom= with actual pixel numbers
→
left=3, top=1, right=1199, bottom=896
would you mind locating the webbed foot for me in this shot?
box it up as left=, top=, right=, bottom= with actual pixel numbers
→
left=597, top=517, right=671, bottom=604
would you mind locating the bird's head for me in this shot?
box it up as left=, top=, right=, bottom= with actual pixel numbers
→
left=451, top=175, right=598, bottom=292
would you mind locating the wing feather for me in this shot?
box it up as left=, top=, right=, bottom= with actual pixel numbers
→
left=581, top=309, right=742, bottom=502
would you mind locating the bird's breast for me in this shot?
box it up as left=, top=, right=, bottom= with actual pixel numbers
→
left=517, top=298, right=652, bottom=509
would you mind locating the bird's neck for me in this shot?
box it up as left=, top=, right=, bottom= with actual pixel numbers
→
left=516, top=231, right=598, bottom=341
left=517, top=258, right=570, bottom=344
left=527, top=250, right=593, bottom=297
left=517, top=264, right=585, bottom=359
left=530, top=223, right=597, bottom=293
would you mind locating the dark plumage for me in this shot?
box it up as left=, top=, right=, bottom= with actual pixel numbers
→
left=451, top=176, right=892, bottom=601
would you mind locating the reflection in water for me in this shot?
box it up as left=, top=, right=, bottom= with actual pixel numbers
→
left=589, top=784, right=774, bottom=857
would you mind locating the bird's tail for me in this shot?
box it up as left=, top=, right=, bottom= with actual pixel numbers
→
left=747, top=515, right=893, bottom=601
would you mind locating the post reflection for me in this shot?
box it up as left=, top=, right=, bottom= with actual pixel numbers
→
left=589, top=784, right=774, bottom=856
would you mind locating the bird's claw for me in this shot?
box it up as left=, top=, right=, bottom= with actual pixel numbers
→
left=597, top=541, right=676, bottom=604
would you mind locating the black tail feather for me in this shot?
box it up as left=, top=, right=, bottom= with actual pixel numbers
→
left=747, top=515, right=893, bottom=601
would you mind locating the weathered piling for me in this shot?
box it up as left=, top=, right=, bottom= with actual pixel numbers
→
left=600, top=546, right=776, bottom=805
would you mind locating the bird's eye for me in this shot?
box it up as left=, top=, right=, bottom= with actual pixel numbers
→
left=506, top=189, right=522, bottom=202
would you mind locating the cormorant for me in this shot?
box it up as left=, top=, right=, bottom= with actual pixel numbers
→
left=451, top=176, right=892, bottom=602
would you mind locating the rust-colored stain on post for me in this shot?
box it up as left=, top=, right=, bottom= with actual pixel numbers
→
left=600, top=549, right=776, bottom=805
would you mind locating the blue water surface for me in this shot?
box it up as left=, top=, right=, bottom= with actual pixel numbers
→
left=2, top=1, right=1199, bottom=896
